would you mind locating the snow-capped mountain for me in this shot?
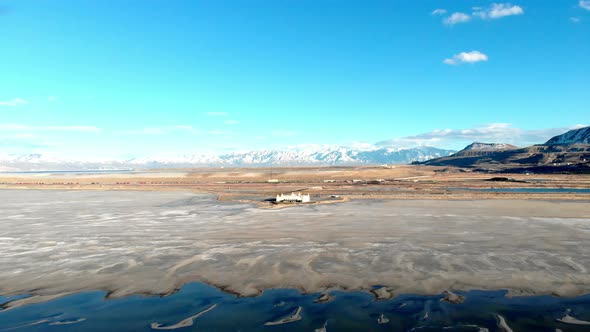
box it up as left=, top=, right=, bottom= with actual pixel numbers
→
left=0, top=153, right=47, bottom=163
left=0, top=153, right=129, bottom=171
left=219, top=147, right=357, bottom=166
left=461, top=142, right=518, bottom=151
left=545, top=126, right=590, bottom=145
left=130, top=146, right=455, bottom=167
left=127, top=154, right=222, bottom=166
left=0, top=146, right=456, bottom=171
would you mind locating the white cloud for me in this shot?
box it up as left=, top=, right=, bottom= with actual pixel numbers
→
left=444, top=12, right=471, bottom=25
left=0, top=124, right=100, bottom=132
left=443, top=3, right=524, bottom=25
left=115, top=128, right=164, bottom=135
left=444, top=51, right=489, bottom=65
left=13, top=133, right=35, bottom=139
left=271, top=130, right=298, bottom=137
left=432, top=9, right=447, bottom=16
left=0, top=98, right=28, bottom=107
left=0, top=124, right=28, bottom=131
left=116, top=126, right=203, bottom=135
left=570, top=17, right=581, bottom=23
left=474, top=3, right=524, bottom=19
left=223, top=120, right=239, bottom=125
left=580, top=1, right=590, bottom=10
left=141, top=128, right=164, bottom=135
left=376, top=123, right=587, bottom=149
left=205, top=112, right=228, bottom=116
left=43, top=126, right=101, bottom=132
left=406, top=123, right=518, bottom=141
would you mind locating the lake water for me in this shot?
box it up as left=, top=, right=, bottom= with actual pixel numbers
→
left=450, top=187, right=590, bottom=194
left=1, top=283, right=590, bottom=331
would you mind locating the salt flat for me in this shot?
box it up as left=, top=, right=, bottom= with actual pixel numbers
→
left=1, top=190, right=589, bottom=309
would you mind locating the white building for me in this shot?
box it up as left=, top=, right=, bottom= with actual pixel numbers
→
left=276, top=192, right=311, bottom=203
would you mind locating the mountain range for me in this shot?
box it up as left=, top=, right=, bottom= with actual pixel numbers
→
left=421, top=126, right=590, bottom=173
left=3, top=126, right=588, bottom=172
left=0, top=146, right=456, bottom=171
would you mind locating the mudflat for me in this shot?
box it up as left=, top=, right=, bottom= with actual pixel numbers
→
left=2, top=166, right=590, bottom=203
left=1, top=189, right=589, bottom=309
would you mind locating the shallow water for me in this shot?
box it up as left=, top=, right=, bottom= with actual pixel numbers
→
left=1, top=283, right=590, bottom=331
left=450, top=187, right=590, bottom=194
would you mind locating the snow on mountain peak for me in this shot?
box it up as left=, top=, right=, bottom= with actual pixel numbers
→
left=461, top=142, right=518, bottom=151
left=0, top=146, right=456, bottom=170
left=545, top=126, right=590, bottom=145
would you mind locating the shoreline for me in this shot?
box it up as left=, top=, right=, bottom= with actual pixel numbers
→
left=1, top=165, right=590, bottom=205
left=4, top=281, right=590, bottom=312
left=3, top=284, right=588, bottom=332
left=1, top=185, right=590, bottom=204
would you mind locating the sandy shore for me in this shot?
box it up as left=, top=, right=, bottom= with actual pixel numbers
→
left=1, top=166, right=590, bottom=205
left=1, top=189, right=590, bottom=310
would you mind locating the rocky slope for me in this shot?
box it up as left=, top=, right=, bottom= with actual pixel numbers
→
left=545, top=126, right=590, bottom=145
left=421, top=126, right=590, bottom=173
left=461, top=142, right=519, bottom=151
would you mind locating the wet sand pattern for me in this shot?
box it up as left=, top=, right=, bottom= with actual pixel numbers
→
left=3, top=284, right=589, bottom=331
left=264, top=306, right=303, bottom=326
left=151, top=304, right=217, bottom=330
left=496, top=314, right=514, bottom=332
left=557, top=309, right=590, bottom=325
left=1, top=190, right=590, bottom=309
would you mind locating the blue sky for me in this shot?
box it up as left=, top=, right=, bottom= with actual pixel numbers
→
left=1, top=0, right=588, bottom=158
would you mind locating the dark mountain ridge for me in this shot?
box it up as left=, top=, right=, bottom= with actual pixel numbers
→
left=420, top=126, right=590, bottom=173
left=546, top=126, right=590, bottom=145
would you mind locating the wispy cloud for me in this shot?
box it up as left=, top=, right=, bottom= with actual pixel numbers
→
left=44, top=126, right=100, bottom=132
left=0, top=124, right=100, bottom=132
left=444, top=12, right=471, bottom=25
left=12, top=133, right=35, bottom=139
left=0, top=98, right=28, bottom=107
left=48, top=96, right=57, bottom=102
left=223, top=120, right=239, bottom=125
left=444, top=51, right=488, bottom=65
left=580, top=1, right=590, bottom=10
left=271, top=130, right=298, bottom=137
left=0, top=140, right=53, bottom=150
left=443, top=3, right=524, bottom=25
left=570, top=17, right=581, bottom=23
left=116, top=128, right=164, bottom=135
left=432, top=9, right=447, bottom=16
left=473, top=3, right=524, bottom=19
left=115, top=126, right=202, bottom=136
left=174, top=125, right=196, bottom=131
left=205, top=112, right=228, bottom=117
left=376, top=123, right=587, bottom=148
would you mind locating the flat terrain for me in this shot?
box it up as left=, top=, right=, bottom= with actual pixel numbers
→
left=1, top=190, right=589, bottom=310
left=1, top=165, right=590, bottom=204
